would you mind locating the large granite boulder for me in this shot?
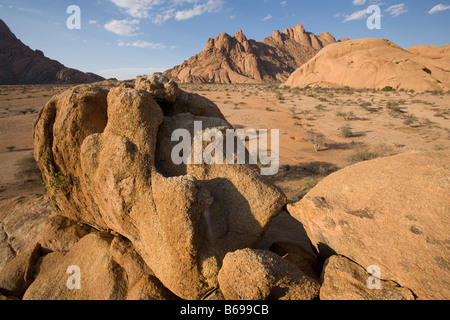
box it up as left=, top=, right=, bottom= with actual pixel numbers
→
left=287, top=151, right=450, bottom=300
left=218, top=248, right=320, bottom=300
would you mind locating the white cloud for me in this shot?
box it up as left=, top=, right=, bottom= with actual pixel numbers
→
left=108, top=0, right=224, bottom=22
left=109, top=0, right=161, bottom=19
left=118, top=40, right=167, bottom=49
left=428, top=4, right=450, bottom=15
left=280, top=0, right=287, bottom=7
left=96, top=67, right=165, bottom=81
left=88, top=20, right=97, bottom=24
left=343, top=9, right=368, bottom=22
left=262, top=14, right=273, bottom=21
left=175, top=0, right=223, bottom=21
left=104, top=19, right=140, bottom=36
left=352, top=0, right=366, bottom=5
left=386, top=3, right=407, bottom=17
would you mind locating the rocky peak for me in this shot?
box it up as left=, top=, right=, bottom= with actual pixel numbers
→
left=0, top=19, right=17, bottom=41
left=0, top=19, right=104, bottom=85
left=271, top=30, right=283, bottom=44
left=164, top=23, right=345, bottom=84
left=234, top=30, right=248, bottom=43
left=282, top=24, right=306, bottom=39
left=317, top=32, right=337, bottom=46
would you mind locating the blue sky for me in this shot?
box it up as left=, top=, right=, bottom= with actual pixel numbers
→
left=1, top=0, right=449, bottom=80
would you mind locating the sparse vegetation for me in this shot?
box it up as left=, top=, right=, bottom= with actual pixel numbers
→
left=382, top=86, right=396, bottom=92
left=305, top=131, right=327, bottom=152
left=433, top=145, right=446, bottom=151
left=336, top=111, right=358, bottom=121
left=403, top=115, right=417, bottom=126
left=346, top=143, right=394, bottom=165
left=339, top=125, right=353, bottom=138
left=43, top=172, right=69, bottom=201
left=314, top=104, right=327, bottom=111
left=303, top=177, right=319, bottom=190
left=276, top=92, right=285, bottom=101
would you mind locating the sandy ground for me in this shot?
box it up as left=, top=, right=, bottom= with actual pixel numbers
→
left=182, top=84, right=450, bottom=201
left=0, top=83, right=449, bottom=206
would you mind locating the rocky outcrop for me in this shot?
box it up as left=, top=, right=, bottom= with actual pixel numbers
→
left=320, top=255, right=416, bottom=300
left=0, top=19, right=104, bottom=85
left=33, top=75, right=286, bottom=300
left=287, top=151, right=450, bottom=300
left=39, top=215, right=93, bottom=254
left=0, top=194, right=52, bottom=270
left=218, top=248, right=320, bottom=300
left=285, top=38, right=450, bottom=91
left=23, top=233, right=177, bottom=300
left=163, top=24, right=344, bottom=84
left=0, top=243, right=41, bottom=298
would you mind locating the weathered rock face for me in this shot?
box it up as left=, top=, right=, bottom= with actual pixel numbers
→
left=23, top=233, right=177, bottom=300
left=0, top=194, right=52, bottom=271
left=39, top=215, right=94, bottom=254
left=320, top=255, right=415, bottom=300
left=285, top=38, right=450, bottom=91
left=0, top=243, right=41, bottom=298
left=163, top=24, right=343, bottom=84
left=287, top=151, right=450, bottom=300
left=218, top=248, right=320, bottom=300
left=33, top=75, right=286, bottom=300
left=0, top=19, right=104, bottom=85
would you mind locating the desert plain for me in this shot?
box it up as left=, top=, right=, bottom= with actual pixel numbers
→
left=2, top=83, right=448, bottom=204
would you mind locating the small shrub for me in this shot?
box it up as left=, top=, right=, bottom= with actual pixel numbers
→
left=382, top=86, right=396, bottom=92
left=346, top=144, right=394, bottom=165
left=315, top=104, right=327, bottom=111
left=403, top=115, right=417, bottom=126
left=303, top=177, right=319, bottom=190
left=6, top=146, right=16, bottom=152
left=433, top=145, right=446, bottom=151
left=43, top=172, right=69, bottom=201
left=336, top=111, right=358, bottom=121
left=276, top=92, right=285, bottom=101
left=360, top=102, right=372, bottom=108
left=289, top=107, right=297, bottom=116
left=386, top=101, right=399, bottom=108
left=434, top=112, right=448, bottom=119
left=339, top=125, right=353, bottom=138
left=305, top=132, right=327, bottom=152
left=318, top=97, right=328, bottom=102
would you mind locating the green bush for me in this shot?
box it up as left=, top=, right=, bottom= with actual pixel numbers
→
left=382, top=86, right=396, bottom=92
left=43, top=172, right=69, bottom=201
